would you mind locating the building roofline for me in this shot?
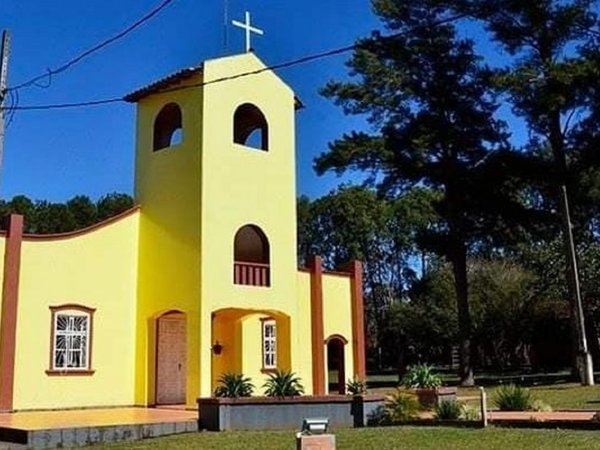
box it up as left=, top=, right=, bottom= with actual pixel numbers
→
left=123, top=66, right=203, bottom=103
left=21, top=206, right=140, bottom=242
left=123, top=56, right=304, bottom=109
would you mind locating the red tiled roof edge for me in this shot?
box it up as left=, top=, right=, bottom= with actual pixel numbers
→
left=123, top=64, right=305, bottom=109
left=123, top=66, right=203, bottom=103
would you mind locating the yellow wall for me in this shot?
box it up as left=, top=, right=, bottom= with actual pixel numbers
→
left=133, top=76, right=203, bottom=406
left=240, top=313, right=291, bottom=393
left=211, top=308, right=291, bottom=395
left=322, top=273, right=354, bottom=388
left=198, top=53, right=300, bottom=397
left=12, top=213, right=139, bottom=410
left=295, top=271, right=314, bottom=394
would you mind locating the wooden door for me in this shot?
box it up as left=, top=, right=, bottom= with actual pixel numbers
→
left=156, top=313, right=187, bottom=405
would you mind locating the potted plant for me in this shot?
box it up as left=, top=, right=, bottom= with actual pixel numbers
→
left=346, top=376, right=367, bottom=396
left=263, top=370, right=305, bottom=397
left=402, top=364, right=456, bottom=407
left=214, top=372, right=255, bottom=398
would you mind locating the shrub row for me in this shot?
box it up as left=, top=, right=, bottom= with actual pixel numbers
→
left=213, top=371, right=368, bottom=398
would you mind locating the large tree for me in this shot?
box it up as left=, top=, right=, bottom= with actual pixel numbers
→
left=315, top=0, right=530, bottom=384
left=297, top=186, right=434, bottom=349
left=455, top=0, right=600, bottom=384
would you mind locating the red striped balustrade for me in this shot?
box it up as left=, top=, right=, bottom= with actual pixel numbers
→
left=234, top=261, right=270, bottom=287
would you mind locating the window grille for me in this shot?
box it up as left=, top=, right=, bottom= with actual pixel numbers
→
left=262, top=320, right=277, bottom=369
left=53, top=314, right=89, bottom=370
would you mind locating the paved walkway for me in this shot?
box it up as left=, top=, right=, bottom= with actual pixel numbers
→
left=0, top=407, right=197, bottom=431
left=418, top=409, right=598, bottom=423
left=489, top=410, right=597, bottom=422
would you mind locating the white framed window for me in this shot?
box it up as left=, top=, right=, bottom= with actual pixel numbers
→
left=262, top=319, right=277, bottom=370
left=48, top=305, right=95, bottom=374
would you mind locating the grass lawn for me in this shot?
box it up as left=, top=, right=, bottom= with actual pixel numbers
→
left=98, top=427, right=600, bottom=449
left=457, top=383, right=600, bottom=410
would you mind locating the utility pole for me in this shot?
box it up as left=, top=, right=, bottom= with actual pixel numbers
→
left=559, top=184, right=594, bottom=385
left=548, top=106, right=594, bottom=385
left=0, top=30, right=11, bottom=190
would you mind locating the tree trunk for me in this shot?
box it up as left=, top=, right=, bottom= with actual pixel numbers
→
left=397, top=345, right=406, bottom=383
left=450, top=240, right=475, bottom=386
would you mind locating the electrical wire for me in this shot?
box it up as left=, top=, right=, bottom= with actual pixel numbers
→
left=3, top=44, right=355, bottom=111
left=3, top=14, right=464, bottom=112
left=4, top=89, right=17, bottom=128
left=7, top=0, right=178, bottom=93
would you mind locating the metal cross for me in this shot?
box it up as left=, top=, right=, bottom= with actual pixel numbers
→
left=232, top=11, right=264, bottom=52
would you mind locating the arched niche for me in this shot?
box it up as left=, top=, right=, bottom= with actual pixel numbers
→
left=153, top=103, right=183, bottom=151
left=233, top=224, right=270, bottom=287
left=233, top=103, right=269, bottom=151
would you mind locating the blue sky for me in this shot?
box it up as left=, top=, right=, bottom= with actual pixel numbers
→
left=2, top=0, right=382, bottom=202
left=2, top=1, right=524, bottom=203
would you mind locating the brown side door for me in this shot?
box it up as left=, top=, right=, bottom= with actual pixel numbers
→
left=156, top=313, right=187, bottom=405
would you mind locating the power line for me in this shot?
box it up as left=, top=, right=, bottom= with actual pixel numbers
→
left=3, top=44, right=355, bottom=111
left=7, top=97, right=123, bottom=111
left=5, top=90, right=18, bottom=128
left=8, top=0, right=178, bottom=93
left=4, top=14, right=464, bottom=112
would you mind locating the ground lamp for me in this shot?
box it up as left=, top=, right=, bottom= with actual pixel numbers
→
left=296, top=417, right=335, bottom=450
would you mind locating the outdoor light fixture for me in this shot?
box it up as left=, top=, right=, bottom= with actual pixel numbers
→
left=211, top=341, right=223, bottom=355
left=301, top=417, right=329, bottom=435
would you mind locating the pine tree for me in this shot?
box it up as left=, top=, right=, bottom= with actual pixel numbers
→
left=458, top=0, right=600, bottom=385
left=316, top=0, right=528, bottom=385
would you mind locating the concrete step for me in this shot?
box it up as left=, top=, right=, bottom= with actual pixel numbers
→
left=0, top=442, right=27, bottom=450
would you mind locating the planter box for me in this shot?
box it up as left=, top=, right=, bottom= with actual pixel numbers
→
left=197, top=395, right=385, bottom=431
left=414, top=387, right=457, bottom=408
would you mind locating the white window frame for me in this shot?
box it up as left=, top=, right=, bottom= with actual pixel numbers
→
left=49, top=306, right=94, bottom=372
left=262, top=319, right=277, bottom=370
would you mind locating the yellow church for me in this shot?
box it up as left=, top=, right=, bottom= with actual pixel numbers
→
left=0, top=52, right=365, bottom=412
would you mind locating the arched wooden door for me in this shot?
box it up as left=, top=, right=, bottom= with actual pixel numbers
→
left=326, top=335, right=347, bottom=395
left=156, top=312, right=187, bottom=405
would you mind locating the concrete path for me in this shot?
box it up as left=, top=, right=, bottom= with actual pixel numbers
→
left=489, top=410, right=597, bottom=422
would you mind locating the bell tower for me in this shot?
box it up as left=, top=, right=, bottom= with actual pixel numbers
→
left=199, top=52, right=299, bottom=291
left=126, top=52, right=301, bottom=401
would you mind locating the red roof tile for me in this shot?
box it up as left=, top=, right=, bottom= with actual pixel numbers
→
left=123, top=63, right=304, bottom=109
left=123, top=66, right=203, bottom=102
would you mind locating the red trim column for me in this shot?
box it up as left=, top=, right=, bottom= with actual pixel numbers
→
left=309, top=255, right=325, bottom=396
left=0, top=215, right=24, bottom=412
left=345, top=260, right=366, bottom=380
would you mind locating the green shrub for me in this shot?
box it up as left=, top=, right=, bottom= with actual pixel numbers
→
left=531, top=399, right=553, bottom=412
left=460, top=404, right=480, bottom=421
left=367, top=405, right=392, bottom=426
left=434, top=399, right=462, bottom=420
left=214, top=372, right=254, bottom=398
left=385, top=391, right=420, bottom=423
left=263, top=370, right=305, bottom=397
left=494, top=384, right=532, bottom=411
left=402, top=364, right=442, bottom=389
left=346, top=376, right=367, bottom=395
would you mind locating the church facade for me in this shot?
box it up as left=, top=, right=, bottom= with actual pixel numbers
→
left=0, top=53, right=365, bottom=411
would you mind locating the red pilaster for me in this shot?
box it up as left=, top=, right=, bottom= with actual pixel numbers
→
left=345, top=260, right=366, bottom=380
left=0, top=214, right=24, bottom=412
